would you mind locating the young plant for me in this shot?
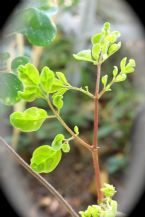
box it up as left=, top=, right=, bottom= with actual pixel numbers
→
left=0, top=22, right=135, bottom=217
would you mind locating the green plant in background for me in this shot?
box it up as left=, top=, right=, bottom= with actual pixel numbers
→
left=0, top=1, right=135, bottom=215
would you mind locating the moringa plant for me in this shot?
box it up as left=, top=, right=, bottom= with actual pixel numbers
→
left=0, top=13, right=135, bottom=217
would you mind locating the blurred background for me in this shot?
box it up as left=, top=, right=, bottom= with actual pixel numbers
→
left=0, top=0, right=145, bottom=217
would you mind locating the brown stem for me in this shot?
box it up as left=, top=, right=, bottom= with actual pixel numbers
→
left=0, top=137, right=79, bottom=217
left=91, top=64, right=103, bottom=202
left=47, top=98, right=91, bottom=151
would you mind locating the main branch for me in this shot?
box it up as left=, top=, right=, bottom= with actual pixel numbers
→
left=0, top=137, right=79, bottom=217
left=92, top=64, right=104, bottom=202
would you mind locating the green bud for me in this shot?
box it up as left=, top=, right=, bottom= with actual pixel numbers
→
left=113, top=66, right=118, bottom=77
left=62, top=143, right=70, bottom=153
left=101, top=183, right=117, bottom=198
left=102, top=75, right=108, bottom=87
left=115, top=73, right=127, bottom=82
left=74, top=126, right=79, bottom=135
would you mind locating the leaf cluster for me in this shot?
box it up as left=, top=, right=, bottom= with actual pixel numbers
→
left=79, top=184, right=117, bottom=217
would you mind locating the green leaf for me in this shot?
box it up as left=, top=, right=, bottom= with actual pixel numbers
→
left=16, top=8, right=56, bottom=46
left=112, top=66, right=118, bottom=77
left=102, top=75, right=108, bottom=87
left=115, top=73, right=127, bottom=82
left=10, top=107, right=48, bottom=132
left=52, top=95, right=63, bottom=110
left=102, top=43, right=109, bottom=60
left=129, top=59, right=136, bottom=67
left=62, top=143, right=70, bottom=153
left=120, top=57, right=136, bottom=74
left=56, top=72, right=70, bottom=85
left=18, top=63, right=40, bottom=86
left=53, top=88, right=68, bottom=97
left=103, top=22, right=110, bottom=34
left=18, top=86, right=41, bottom=102
left=11, top=56, right=30, bottom=73
left=108, top=42, right=121, bottom=56
left=0, top=52, right=10, bottom=61
left=52, top=134, right=65, bottom=151
left=91, top=33, right=103, bottom=44
left=30, top=145, right=62, bottom=173
left=92, top=44, right=101, bottom=62
left=101, top=183, right=117, bottom=198
left=73, top=50, right=94, bottom=63
left=50, top=78, right=64, bottom=93
left=40, top=66, right=55, bottom=92
left=0, top=73, right=23, bottom=105
left=120, top=57, right=127, bottom=72
left=106, top=31, right=121, bottom=43
left=74, top=125, right=79, bottom=134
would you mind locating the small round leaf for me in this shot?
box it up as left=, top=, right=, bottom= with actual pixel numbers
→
left=10, top=107, right=48, bottom=132
left=30, top=145, right=62, bottom=173
left=0, top=73, right=23, bottom=105
left=11, top=56, right=30, bottom=73
left=52, top=134, right=65, bottom=151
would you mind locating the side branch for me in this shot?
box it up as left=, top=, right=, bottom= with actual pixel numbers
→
left=46, top=98, right=91, bottom=151
left=0, top=137, right=79, bottom=217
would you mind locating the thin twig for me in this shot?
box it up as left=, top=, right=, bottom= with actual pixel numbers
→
left=46, top=97, right=91, bottom=151
left=0, top=137, right=79, bottom=217
left=69, top=86, right=95, bottom=99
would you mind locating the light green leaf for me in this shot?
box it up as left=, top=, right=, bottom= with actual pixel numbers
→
left=101, top=183, right=117, bottom=198
left=102, top=22, right=110, bottom=34
left=52, top=134, right=65, bottom=151
left=106, top=31, right=121, bottom=43
left=120, top=57, right=127, bottom=72
left=56, top=72, right=70, bottom=85
left=30, top=145, right=62, bottom=173
left=52, top=95, right=63, bottom=110
left=50, top=78, right=64, bottom=93
left=102, top=43, right=109, bottom=59
left=102, top=75, right=108, bottom=87
left=108, top=42, right=121, bottom=56
left=53, top=88, right=68, bottom=97
left=115, top=73, right=127, bottom=82
left=18, top=86, right=41, bottom=102
left=62, top=143, right=70, bottom=153
left=40, top=66, right=55, bottom=92
left=92, top=44, right=101, bottom=62
left=73, top=50, right=94, bottom=63
left=112, top=66, right=118, bottom=77
left=10, top=107, right=48, bottom=132
left=18, top=63, right=40, bottom=86
left=129, top=59, right=136, bottom=67
left=11, top=56, right=30, bottom=74
left=120, top=57, right=136, bottom=74
left=91, top=33, right=103, bottom=44
left=16, top=8, right=56, bottom=46
left=0, top=73, right=23, bottom=105
left=74, top=125, right=79, bottom=135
